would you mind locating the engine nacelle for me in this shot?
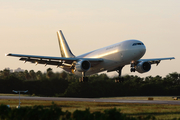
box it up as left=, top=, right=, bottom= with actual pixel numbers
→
left=136, top=61, right=151, bottom=73
left=75, top=60, right=91, bottom=72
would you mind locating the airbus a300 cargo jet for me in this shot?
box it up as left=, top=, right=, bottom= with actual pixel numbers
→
left=6, top=30, right=175, bottom=81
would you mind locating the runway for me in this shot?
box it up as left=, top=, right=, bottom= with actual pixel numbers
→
left=1, top=96, right=180, bottom=105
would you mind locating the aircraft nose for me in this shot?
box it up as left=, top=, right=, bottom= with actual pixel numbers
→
left=139, top=46, right=146, bottom=56
left=137, top=45, right=146, bottom=57
left=132, top=44, right=146, bottom=59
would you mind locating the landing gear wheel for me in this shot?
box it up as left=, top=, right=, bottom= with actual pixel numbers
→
left=79, top=77, right=89, bottom=82
left=83, top=77, right=88, bottom=82
left=115, top=78, right=119, bottom=83
left=79, top=77, right=82, bottom=82
left=115, top=77, right=124, bottom=83
left=130, top=68, right=136, bottom=72
left=119, top=77, right=124, bottom=82
left=79, top=72, right=89, bottom=82
left=130, top=61, right=136, bottom=72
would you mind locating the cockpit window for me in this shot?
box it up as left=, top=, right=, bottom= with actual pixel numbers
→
left=132, top=43, right=144, bottom=46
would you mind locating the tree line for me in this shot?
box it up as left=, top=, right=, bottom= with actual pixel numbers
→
left=0, top=68, right=180, bottom=97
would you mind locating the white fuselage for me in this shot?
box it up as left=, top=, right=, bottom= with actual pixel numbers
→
left=74, top=40, right=146, bottom=76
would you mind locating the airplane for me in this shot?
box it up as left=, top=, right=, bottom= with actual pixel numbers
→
left=6, top=30, right=175, bottom=82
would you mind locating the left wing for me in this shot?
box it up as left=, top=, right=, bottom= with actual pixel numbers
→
left=6, top=53, right=103, bottom=67
left=138, top=57, right=175, bottom=65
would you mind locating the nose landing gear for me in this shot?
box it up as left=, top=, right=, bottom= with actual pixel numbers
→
left=130, top=61, right=136, bottom=72
left=131, top=68, right=136, bottom=72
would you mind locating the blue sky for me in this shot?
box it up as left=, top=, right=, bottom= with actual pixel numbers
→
left=0, top=0, right=179, bottom=77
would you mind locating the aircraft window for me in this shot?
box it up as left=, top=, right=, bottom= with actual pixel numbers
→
left=132, top=43, right=144, bottom=46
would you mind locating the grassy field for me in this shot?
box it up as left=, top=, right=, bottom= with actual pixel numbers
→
left=1, top=97, right=180, bottom=119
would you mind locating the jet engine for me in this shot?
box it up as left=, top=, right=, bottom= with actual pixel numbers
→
left=75, top=60, right=91, bottom=72
left=136, top=61, right=151, bottom=73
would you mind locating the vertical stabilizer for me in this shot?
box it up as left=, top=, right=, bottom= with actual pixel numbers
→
left=57, top=30, right=75, bottom=58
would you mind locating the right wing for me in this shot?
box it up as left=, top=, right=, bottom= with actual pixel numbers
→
left=138, top=57, right=175, bottom=65
left=6, top=53, right=103, bottom=67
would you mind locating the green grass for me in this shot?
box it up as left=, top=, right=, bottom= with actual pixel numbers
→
left=1, top=98, right=180, bottom=119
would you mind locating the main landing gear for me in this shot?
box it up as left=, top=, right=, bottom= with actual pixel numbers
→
left=115, top=66, right=124, bottom=83
left=79, top=72, right=88, bottom=82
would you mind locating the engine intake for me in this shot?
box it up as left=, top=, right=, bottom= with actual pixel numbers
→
left=75, top=60, right=91, bottom=72
left=136, top=61, right=151, bottom=73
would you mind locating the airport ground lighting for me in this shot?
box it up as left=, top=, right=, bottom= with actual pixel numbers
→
left=12, top=90, right=28, bottom=108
